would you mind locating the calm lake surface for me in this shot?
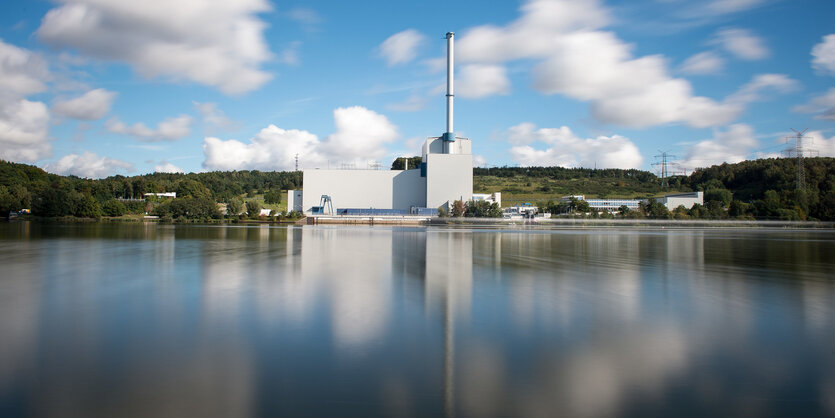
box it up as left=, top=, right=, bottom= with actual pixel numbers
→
left=1, top=222, right=834, bottom=417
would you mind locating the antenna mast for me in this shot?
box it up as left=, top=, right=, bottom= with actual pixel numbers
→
left=295, top=153, right=299, bottom=171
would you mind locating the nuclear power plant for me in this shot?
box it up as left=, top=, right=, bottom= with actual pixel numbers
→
left=290, top=32, right=473, bottom=215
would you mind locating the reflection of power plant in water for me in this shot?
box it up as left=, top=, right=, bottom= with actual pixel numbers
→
left=426, top=230, right=473, bottom=418
left=392, top=228, right=473, bottom=417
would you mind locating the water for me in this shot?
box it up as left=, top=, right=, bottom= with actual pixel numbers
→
left=1, top=222, right=833, bottom=417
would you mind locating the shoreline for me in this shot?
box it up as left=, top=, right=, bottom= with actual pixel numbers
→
left=6, top=216, right=835, bottom=229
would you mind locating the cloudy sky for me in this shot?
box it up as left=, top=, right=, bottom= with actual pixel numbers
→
left=0, top=0, right=833, bottom=178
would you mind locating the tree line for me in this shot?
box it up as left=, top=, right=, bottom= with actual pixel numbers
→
left=0, top=160, right=301, bottom=219
left=2, top=157, right=833, bottom=221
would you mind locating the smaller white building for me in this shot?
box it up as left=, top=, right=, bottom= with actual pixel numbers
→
left=472, top=192, right=501, bottom=207
left=144, top=192, right=176, bottom=198
left=657, top=191, right=703, bottom=210
left=503, top=204, right=538, bottom=218
left=560, top=195, right=645, bottom=211
left=286, top=190, right=303, bottom=212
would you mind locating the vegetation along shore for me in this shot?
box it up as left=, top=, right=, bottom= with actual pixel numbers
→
left=2, top=157, right=833, bottom=222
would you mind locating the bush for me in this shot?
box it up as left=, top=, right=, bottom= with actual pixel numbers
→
left=245, top=200, right=261, bottom=216
left=154, top=198, right=220, bottom=219
left=102, top=199, right=127, bottom=217
left=264, top=190, right=281, bottom=204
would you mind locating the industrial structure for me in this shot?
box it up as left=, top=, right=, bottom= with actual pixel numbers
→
left=560, top=192, right=704, bottom=212
left=290, top=32, right=473, bottom=215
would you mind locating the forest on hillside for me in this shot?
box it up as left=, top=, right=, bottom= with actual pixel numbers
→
left=1, top=157, right=833, bottom=221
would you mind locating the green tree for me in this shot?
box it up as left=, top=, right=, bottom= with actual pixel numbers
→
left=176, top=179, right=212, bottom=199
left=705, top=188, right=733, bottom=207
left=102, top=199, right=127, bottom=217
left=391, top=156, right=422, bottom=170
left=728, top=200, right=751, bottom=218
left=264, top=190, right=281, bottom=204
left=642, top=200, right=671, bottom=219
left=227, top=197, right=243, bottom=216
left=465, top=200, right=502, bottom=217
left=67, top=191, right=101, bottom=218
left=618, top=205, right=630, bottom=216
left=246, top=200, right=261, bottom=216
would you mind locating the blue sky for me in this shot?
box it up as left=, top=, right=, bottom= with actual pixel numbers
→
left=0, top=0, right=833, bottom=178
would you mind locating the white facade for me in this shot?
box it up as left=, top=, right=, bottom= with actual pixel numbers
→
left=425, top=151, right=472, bottom=210
left=301, top=168, right=427, bottom=213
left=658, top=191, right=703, bottom=210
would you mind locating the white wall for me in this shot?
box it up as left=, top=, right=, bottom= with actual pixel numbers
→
left=659, top=191, right=703, bottom=210
left=425, top=153, right=473, bottom=209
left=302, top=169, right=425, bottom=213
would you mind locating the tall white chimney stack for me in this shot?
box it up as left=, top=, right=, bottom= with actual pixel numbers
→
left=443, top=32, right=454, bottom=143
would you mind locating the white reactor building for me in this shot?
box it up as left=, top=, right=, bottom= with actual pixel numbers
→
left=294, top=32, right=472, bottom=215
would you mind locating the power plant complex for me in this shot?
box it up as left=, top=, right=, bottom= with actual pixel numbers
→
left=290, top=32, right=473, bottom=216
left=285, top=32, right=704, bottom=217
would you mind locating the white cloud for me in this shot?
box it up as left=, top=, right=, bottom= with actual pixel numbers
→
left=727, top=73, right=799, bottom=105
left=379, top=29, right=426, bottom=66
left=505, top=123, right=643, bottom=169
left=0, top=40, right=49, bottom=101
left=678, top=124, right=758, bottom=171
left=805, top=131, right=835, bottom=157
left=203, top=106, right=399, bottom=171
left=37, top=0, right=273, bottom=95
left=711, top=28, right=769, bottom=60
left=705, top=0, right=764, bottom=15
left=193, top=101, right=238, bottom=132
left=678, top=51, right=724, bottom=75
left=203, top=126, right=323, bottom=172
left=457, top=0, right=610, bottom=63
left=277, top=41, right=302, bottom=66
left=319, top=106, right=399, bottom=162
left=453, top=0, right=746, bottom=128
left=387, top=95, right=429, bottom=112
left=812, top=34, right=835, bottom=76
left=52, top=88, right=117, bottom=120
left=154, top=162, right=185, bottom=173
left=286, top=7, right=322, bottom=26
left=0, top=100, right=52, bottom=162
left=794, top=88, right=835, bottom=121
left=45, top=151, right=133, bottom=178
left=0, top=40, right=52, bottom=162
left=457, top=65, right=511, bottom=98
left=106, top=115, right=192, bottom=141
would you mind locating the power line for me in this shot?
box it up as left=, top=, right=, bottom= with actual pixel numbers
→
left=783, top=128, right=818, bottom=190
left=652, top=150, right=676, bottom=187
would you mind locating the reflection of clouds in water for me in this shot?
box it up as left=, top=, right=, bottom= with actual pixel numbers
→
left=31, top=341, right=254, bottom=418
left=802, top=280, right=835, bottom=335
left=301, top=228, right=394, bottom=354
left=426, top=230, right=473, bottom=320
left=458, top=326, right=689, bottom=418
left=0, top=242, right=41, bottom=393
